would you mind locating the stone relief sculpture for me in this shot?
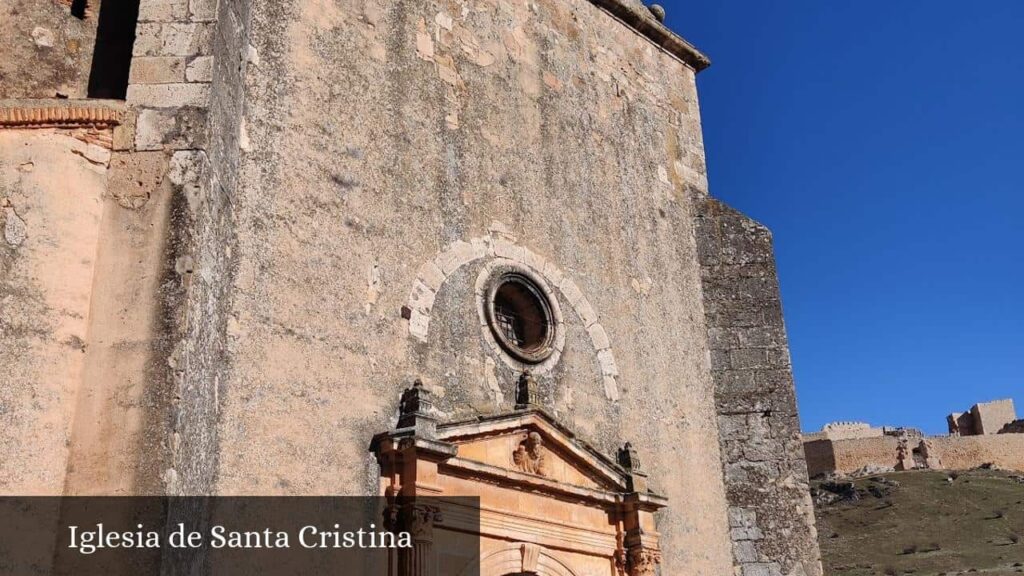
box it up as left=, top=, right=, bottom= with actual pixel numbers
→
left=513, top=431, right=551, bottom=477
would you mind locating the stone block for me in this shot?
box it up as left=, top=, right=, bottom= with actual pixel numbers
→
left=597, top=349, right=618, bottom=377
left=106, top=151, right=169, bottom=209
left=491, top=238, right=523, bottom=262
left=138, top=0, right=189, bottom=22
left=710, top=349, right=731, bottom=371
left=708, top=327, right=738, bottom=350
left=734, top=540, right=758, bottom=563
left=437, top=240, right=484, bottom=275
left=129, top=57, right=188, bottom=84
left=409, top=309, right=429, bottom=342
left=408, top=280, right=436, bottom=314
left=742, top=563, right=775, bottom=576
left=731, top=526, right=765, bottom=542
left=557, top=277, right=585, bottom=310
left=728, top=507, right=757, bottom=528
left=134, top=106, right=209, bottom=151
left=189, top=0, right=219, bottom=21
left=541, top=259, right=565, bottom=289
left=128, top=83, right=210, bottom=109
left=185, top=56, right=214, bottom=82
left=587, top=323, right=610, bottom=351
left=730, top=348, right=767, bottom=370
left=574, top=297, right=598, bottom=328
left=134, top=23, right=214, bottom=57
left=520, top=248, right=547, bottom=274
left=418, top=261, right=446, bottom=293
left=112, top=111, right=137, bottom=151
left=766, top=348, right=791, bottom=369
left=602, top=376, right=619, bottom=402
left=719, top=415, right=749, bottom=441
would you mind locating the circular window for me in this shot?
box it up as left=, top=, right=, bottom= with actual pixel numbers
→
left=486, top=273, right=556, bottom=364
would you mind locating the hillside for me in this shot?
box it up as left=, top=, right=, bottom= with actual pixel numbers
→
left=813, top=469, right=1024, bottom=576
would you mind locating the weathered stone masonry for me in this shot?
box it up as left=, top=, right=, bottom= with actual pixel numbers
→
left=696, top=199, right=823, bottom=576
left=2, top=0, right=827, bottom=574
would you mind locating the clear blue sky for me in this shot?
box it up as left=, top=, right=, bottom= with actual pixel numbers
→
left=664, top=1, right=1023, bottom=434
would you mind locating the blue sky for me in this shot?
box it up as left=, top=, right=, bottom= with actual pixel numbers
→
left=664, top=1, right=1024, bottom=434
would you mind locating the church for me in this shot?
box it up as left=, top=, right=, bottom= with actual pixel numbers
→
left=0, top=0, right=822, bottom=574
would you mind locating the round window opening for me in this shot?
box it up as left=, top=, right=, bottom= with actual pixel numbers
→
left=486, top=273, right=556, bottom=364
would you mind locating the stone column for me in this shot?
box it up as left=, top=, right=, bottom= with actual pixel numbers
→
left=398, top=503, right=442, bottom=576
left=627, top=546, right=662, bottom=576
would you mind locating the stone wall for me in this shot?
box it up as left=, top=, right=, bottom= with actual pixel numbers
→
left=57, top=0, right=221, bottom=494
left=0, top=105, right=116, bottom=494
left=696, top=199, right=823, bottom=576
left=0, top=0, right=223, bottom=494
left=168, top=0, right=251, bottom=495
left=803, top=421, right=884, bottom=442
left=194, top=0, right=738, bottom=573
left=804, top=434, right=1024, bottom=477
left=0, top=2, right=825, bottom=575
left=971, top=399, right=1016, bottom=435
left=0, top=0, right=99, bottom=98
left=1001, top=420, right=1024, bottom=434
left=948, top=398, right=1017, bottom=436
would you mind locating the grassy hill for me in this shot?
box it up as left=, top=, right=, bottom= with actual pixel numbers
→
left=813, top=469, right=1024, bottom=576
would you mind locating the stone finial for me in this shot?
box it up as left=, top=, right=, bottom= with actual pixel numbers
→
left=618, top=442, right=648, bottom=492
left=515, top=371, right=541, bottom=410
left=397, top=379, right=437, bottom=437
left=618, top=442, right=642, bottom=473
left=648, top=4, right=666, bottom=23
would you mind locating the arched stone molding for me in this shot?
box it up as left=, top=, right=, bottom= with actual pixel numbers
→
left=405, top=228, right=620, bottom=401
left=460, top=543, right=580, bottom=576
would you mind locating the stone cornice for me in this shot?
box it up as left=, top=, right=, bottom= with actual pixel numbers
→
left=590, top=0, right=711, bottom=72
left=0, top=100, right=124, bottom=129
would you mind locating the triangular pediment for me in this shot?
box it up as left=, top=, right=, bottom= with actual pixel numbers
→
left=436, top=409, right=629, bottom=493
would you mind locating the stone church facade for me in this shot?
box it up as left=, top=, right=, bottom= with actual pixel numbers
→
left=0, top=0, right=822, bottom=574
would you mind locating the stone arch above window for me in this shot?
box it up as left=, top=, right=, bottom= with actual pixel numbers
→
left=404, top=228, right=620, bottom=401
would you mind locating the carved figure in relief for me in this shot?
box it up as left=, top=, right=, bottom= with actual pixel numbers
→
left=513, top=431, right=550, bottom=476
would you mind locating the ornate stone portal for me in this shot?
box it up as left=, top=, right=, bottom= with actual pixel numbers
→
left=370, top=379, right=667, bottom=576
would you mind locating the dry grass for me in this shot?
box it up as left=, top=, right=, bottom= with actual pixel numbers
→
left=814, top=469, right=1024, bottom=576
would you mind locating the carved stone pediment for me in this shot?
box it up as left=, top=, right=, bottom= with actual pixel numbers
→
left=370, top=379, right=667, bottom=576
left=436, top=409, right=635, bottom=494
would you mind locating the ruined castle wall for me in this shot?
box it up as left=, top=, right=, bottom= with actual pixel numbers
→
left=0, top=0, right=99, bottom=98
left=802, top=440, right=837, bottom=479
left=814, top=436, right=898, bottom=477
left=200, top=0, right=734, bottom=572
left=933, top=435, right=1024, bottom=471
left=0, top=118, right=112, bottom=494
left=804, top=435, right=1024, bottom=477
left=696, top=199, right=823, bottom=576
left=971, top=399, right=1016, bottom=435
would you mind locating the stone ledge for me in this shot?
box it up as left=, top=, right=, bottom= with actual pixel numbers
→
left=589, top=0, right=711, bottom=72
left=0, top=100, right=125, bottom=129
